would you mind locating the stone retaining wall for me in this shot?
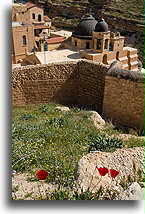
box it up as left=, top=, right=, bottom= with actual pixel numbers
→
left=12, top=61, right=79, bottom=106
left=102, top=67, right=144, bottom=130
left=12, top=60, right=143, bottom=129
left=77, top=61, right=108, bottom=114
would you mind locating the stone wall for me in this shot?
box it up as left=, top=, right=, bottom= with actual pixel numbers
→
left=102, top=67, right=144, bottom=130
left=77, top=61, right=108, bottom=114
left=12, top=61, right=79, bottom=106
left=12, top=60, right=143, bottom=129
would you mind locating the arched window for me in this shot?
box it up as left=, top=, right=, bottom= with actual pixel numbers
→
left=86, top=42, right=90, bottom=49
left=116, top=51, right=119, bottom=60
left=38, top=14, right=42, bottom=22
left=105, top=39, right=108, bottom=49
left=109, top=42, right=113, bottom=51
left=97, top=39, right=101, bottom=50
left=103, top=54, right=107, bottom=64
left=32, top=13, right=35, bottom=19
left=22, top=35, right=26, bottom=46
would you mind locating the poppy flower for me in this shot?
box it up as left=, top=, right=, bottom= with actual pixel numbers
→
left=97, top=167, right=109, bottom=176
left=36, top=170, right=48, bottom=180
left=109, top=169, right=119, bottom=178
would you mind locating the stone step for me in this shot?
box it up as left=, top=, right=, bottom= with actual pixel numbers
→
left=131, top=68, right=139, bottom=72
left=122, top=64, right=129, bottom=69
left=119, top=56, right=128, bottom=64
left=130, top=61, right=138, bottom=66
left=129, top=54, right=138, bottom=59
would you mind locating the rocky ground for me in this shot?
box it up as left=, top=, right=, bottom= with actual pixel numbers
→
left=12, top=107, right=144, bottom=200
left=75, top=147, right=144, bottom=200
left=12, top=146, right=144, bottom=200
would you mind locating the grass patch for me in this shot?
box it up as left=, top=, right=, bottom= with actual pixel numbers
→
left=12, top=104, right=143, bottom=187
left=109, top=0, right=143, bottom=16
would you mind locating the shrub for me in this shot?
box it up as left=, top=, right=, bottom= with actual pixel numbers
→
left=88, top=134, right=122, bottom=153
left=20, top=114, right=37, bottom=121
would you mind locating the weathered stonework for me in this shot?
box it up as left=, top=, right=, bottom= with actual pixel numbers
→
left=12, top=60, right=144, bottom=130
left=103, top=67, right=144, bottom=130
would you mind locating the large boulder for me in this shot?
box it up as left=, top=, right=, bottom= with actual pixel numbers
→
left=75, top=147, right=143, bottom=194
left=89, top=111, right=105, bottom=129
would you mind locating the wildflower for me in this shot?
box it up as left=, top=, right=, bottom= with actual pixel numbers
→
left=97, top=167, right=109, bottom=176
left=36, top=170, right=48, bottom=180
left=109, top=169, right=119, bottom=178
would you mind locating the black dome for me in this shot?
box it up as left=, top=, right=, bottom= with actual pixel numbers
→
left=95, top=18, right=108, bottom=32
left=72, top=15, right=97, bottom=38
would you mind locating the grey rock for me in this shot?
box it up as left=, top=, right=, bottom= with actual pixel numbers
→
left=119, top=182, right=144, bottom=200
left=56, top=106, right=70, bottom=112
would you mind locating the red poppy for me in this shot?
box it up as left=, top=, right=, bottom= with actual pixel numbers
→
left=97, top=167, right=109, bottom=176
left=109, top=169, right=119, bottom=178
left=36, top=170, right=48, bottom=180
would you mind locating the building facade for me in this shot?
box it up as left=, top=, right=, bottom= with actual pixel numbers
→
left=12, top=2, right=51, bottom=64
left=71, top=16, right=139, bottom=71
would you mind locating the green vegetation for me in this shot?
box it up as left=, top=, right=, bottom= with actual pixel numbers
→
left=54, top=16, right=80, bottom=27
left=108, top=0, right=143, bottom=17
left=12, top=104, right=143, bottom=189
left=88, top=134, right=122, bottom=153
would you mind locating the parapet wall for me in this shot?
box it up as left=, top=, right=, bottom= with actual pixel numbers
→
left=12, top=61, right=79, bottom=106
left=12, top=60, right=144, bottom=130
left=77, top=61, right=108, bottom=114
left=103, top=68, right=144, bottom=130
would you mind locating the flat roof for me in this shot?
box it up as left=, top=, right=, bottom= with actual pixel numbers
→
left=46, top=37, right=65, bottom=44
left=34, top=25, right=50, bottom=30
left=35, top=48, right=82, bottom=64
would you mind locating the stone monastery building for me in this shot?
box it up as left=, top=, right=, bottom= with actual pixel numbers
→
left=71, top=15, right=139, bottom=71
left=12, top=2, right=52, bottom=64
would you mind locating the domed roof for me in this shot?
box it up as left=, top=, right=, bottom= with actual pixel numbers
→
left=72, top=15, right=98, bottom=39
left=95, top=18, right=108, bottom=32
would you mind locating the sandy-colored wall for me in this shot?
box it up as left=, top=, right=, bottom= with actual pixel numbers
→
left=47, top=43, right=63, bottom=51
left=12, top=60, right=143, bottom=130
left=12, top=60, right=108, bottom=114
left=12, top=61, right=79, bottom=106
left=77, top=61, right=108, bottom=114
left=28, top=7, right=44, bottom=23
left=102, top=68, right=144, bottom=130
left=71, top=37, right=93, bottom=49
left=12, top=25, right=35, bottom=63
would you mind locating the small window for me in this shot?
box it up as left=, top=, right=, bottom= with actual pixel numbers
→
left=97, top=39, right=101, bottom=50
left=22, top=12, right=24, bottom=14
left=104, top=39, right=108, bottom=49
left=32, top=13, right=35, bottom=19
left=22, top=35, right=26, bottom=46
left=75, top=40, right=77, bottom=46
left=109, top=42, right=113, bottom=51
left=86, top=42, right=90, bottom=49
left=38, top=14, right=42, bottom=22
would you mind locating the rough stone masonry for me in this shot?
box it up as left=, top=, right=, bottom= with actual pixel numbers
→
left=12, top=60, right=143, bottom=130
